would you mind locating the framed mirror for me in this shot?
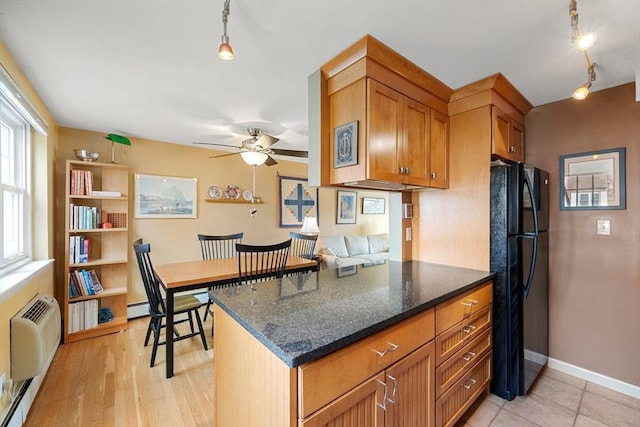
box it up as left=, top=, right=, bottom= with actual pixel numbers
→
left=560, top=147, right=626, bottom=210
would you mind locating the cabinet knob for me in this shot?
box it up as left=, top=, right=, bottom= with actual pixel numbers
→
left=509, top=146, right=517, bottom=153
left=431, top=172, right=437, bottom=179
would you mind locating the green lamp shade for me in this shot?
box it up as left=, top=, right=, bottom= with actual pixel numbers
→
left=106, top=133, right=131, bottom=146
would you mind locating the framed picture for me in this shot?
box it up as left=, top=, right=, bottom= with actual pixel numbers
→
left=337, top=265, right=358, bottom=277
left=334, top=120, right=358, bottom=168
left=134, top=174, right=197, bottom=218
left=336, top=190, right=357, bottom=224
left=362, top=197, right=385, bottom=214
left=279, top=175, right=319, bottom=227
left=560, top=147, right=626, bottom=210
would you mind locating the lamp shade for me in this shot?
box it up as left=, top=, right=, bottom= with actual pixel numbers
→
left=106, top=133, right=131, bottom=146
left=300, top=217, right=320, bottom=234
left=240, top=151, right=268, bottom=166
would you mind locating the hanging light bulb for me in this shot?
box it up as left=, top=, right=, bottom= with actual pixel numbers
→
left=573, top=61, right=596, bottom=100
left=574, top=32, right=597, bottom=51
left=217, top=0, right=234, bottom=60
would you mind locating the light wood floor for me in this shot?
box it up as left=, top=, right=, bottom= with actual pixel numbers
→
left=24, top=311, right=214, bottom=427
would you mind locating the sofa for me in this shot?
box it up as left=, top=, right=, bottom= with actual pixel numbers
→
left=316, top=233, right=390, bottom=269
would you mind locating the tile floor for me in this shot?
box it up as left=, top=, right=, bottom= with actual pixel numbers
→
left=456, top=367, right=640, bottom=427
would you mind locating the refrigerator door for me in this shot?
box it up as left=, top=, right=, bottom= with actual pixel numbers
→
left=519, top=164, right=549, bottom=394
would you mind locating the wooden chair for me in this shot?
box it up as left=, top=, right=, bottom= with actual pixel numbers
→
left=199, top=232, right=244, bottom=324
left=236, top=239, right=292, bottom=289
left=133, top=242, right=208, bottom=367
left=289, top=231, right=318, bottom=259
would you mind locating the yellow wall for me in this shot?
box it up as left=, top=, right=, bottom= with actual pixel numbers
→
left=56, top=128, right=389, bottom=304
left=0, top=43, right=57, bottom=414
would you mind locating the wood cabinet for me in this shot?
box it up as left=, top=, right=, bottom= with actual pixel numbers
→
left=434, top=281, right=493, bottom=427
left=449, top=73, right=532, bottom=164
left=319, top=35, right=451, bottom=190
left=492, top=105, right=525, bottom=163
left=63, top=160, right=129, bottom=343
left=213, top=280, right=492, bottom=427
left=367, top=80, right=449, bottom=188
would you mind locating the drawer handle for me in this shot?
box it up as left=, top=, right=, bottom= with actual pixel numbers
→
left=462, top=325, right=476, bottom=334
left=461, top=351, right=476, bottom=362
left=372, top=342, right=399, bottom=357
left=463, top=377, right=477, bottom=390
left=460, top=299, right=478, bottom=307
left=431, top=172, right=437, bottom=179
left=386, top=375, right=397, bottom=405
left=509, top=146, right=517, bottom=153
left=376, top=379, right=388, bottom=411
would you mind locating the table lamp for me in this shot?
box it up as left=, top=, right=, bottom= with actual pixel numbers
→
left=105, top=133, right=131, bottom=163
left=300, top=217, right=320, bottom=235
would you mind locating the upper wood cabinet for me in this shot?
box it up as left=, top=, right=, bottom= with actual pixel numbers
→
left=449, top=73, right=532, bottom=164
left=492, top=105, right=525, bottom=163
left=318, top=35, right=452, bottom=190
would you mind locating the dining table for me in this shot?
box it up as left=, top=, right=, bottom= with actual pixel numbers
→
left=153, top=255, right=318, bottom=378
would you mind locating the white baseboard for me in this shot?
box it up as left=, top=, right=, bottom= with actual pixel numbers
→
left=127, top=292, right=208, bottom=319
left=548, top=357, right=640, bottom=399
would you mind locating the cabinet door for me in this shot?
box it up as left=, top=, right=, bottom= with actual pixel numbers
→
left=429, top=110, right=449, bottom=188
left=385, top=341, right=435, bottom=427
left=491, top=106, right=524, bottom=163
left=403, top=97, right=431, bottom=186
left=301, top=372, right=385, bottom=427
left=368, top=79, right=403, bottom=182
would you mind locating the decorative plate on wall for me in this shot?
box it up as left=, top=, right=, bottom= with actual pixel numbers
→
left=207, top=185, right=222, bottom=200
left=224, top=185, right=240, bottom=200
left=242, top=190, right=253, bottom=201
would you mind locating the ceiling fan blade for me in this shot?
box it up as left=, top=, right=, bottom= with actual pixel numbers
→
left=209, top=152, right=242, bottom=159
left=193, top=142, right=241, bottom=149
left=254, top=133, right=279, bottom=149
left=270, top=148, right=308, bottom=158
left=264, top=155, right=278, bottom=167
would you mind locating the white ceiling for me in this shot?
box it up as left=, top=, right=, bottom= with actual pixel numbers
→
left=1, top=1, right=638, bottom=158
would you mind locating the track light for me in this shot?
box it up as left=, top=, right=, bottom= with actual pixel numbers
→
left=569, top=0, right=598, bottom=100
left=573, top=60, right=596, bottom=100
left=218, top=0, right=234, bottom=60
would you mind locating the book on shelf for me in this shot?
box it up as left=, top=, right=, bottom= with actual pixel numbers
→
left=69, top=269, right=104, bottom=297
left=91, top=190, right=122, bottom=197
left=70, top=169, right=94, bottom=196
left=88, top=269, right=104, bottom=293
left=68, top=299, right=99, bottom=333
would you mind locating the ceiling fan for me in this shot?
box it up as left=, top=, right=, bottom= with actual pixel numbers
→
left=193, top=127, right=308, bottom=166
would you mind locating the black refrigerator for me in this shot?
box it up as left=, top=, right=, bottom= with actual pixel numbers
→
left=490, top=161, right=549, bottom=401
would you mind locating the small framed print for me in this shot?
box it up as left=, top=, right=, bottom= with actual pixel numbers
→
left=362, top=197, right=385, bottom=214
left=337, top=265, right=358, bottom=277
left=336, top=190, right=357, bottom=224
left=334, top=120, right=358, bottom=168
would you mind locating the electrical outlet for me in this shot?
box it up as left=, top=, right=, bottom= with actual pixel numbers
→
left=597, top=219, right=611, bottom=235
left=405, top=227, right=412, bottom=241
left=0, top=372, right=5, bottom=398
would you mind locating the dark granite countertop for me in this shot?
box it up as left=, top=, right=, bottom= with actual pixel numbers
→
left=210, top=260, right=493, bottom=368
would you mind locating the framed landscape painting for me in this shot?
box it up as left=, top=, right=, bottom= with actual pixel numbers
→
left=134, top=174, right=197, bottom=218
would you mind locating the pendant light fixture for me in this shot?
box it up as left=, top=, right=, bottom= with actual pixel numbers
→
left=569, top=0, right=598, bottom=100
left=217, top=0, right=234, bottom=60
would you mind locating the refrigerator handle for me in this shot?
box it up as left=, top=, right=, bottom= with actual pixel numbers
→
left=523, top=171, right=539, bottom=299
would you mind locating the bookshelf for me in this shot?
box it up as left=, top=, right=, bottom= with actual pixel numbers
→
left=63, top=160, right=129, bottom=343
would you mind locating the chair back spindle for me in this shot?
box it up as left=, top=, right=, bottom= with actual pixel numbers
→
left=236, top=239, right=292, bottom=287
left=289, top=231, right=318, bottom=259
left=198, top=233, right=244, bottom=260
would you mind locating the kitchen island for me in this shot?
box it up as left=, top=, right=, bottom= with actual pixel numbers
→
left=210, top=261, right=494, bottom=427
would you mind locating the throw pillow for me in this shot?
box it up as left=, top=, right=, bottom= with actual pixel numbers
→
left=368, top=233, right=389, bottom=253
left=320, top=235, right=349, bottom=258
left=345, top=235, right=369, bottom=256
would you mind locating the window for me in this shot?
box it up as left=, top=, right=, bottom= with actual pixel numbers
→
left=0, top=96, right=30, bottom=271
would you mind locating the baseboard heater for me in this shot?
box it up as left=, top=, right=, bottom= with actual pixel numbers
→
left=2, top=294, right=60, bottom=427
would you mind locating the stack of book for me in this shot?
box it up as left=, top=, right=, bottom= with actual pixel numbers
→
left=68, top=268, right=104, bottom=297
left=70, top=169, right=94, bottom=196
left=68, top=299, right=99, bottom=333
left=69, top=235, right=90, bottom=264
left=69, top=204, right=101, bottom=229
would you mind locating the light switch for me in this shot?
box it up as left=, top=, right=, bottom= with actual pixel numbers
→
left=405, top=227, right=412, bottom=241
left=596, top=219, right=611, bottom=235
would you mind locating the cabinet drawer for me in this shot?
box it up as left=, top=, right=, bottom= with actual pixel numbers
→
left=435, top=352, right=492, bottom=427
left=298, top=308, right=435, bottom=418
left=435, top=304, right=491, bottom=366
left=436, top=281, right=492, bottom=335
left=435, top=328, right=491, bottom=398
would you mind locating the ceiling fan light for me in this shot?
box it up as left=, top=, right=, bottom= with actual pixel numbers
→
left=575, top=32, right=597, bottom=51
left=240, top=151, right=268, bottom=166
left=572, top=84, right=591, bottom=100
